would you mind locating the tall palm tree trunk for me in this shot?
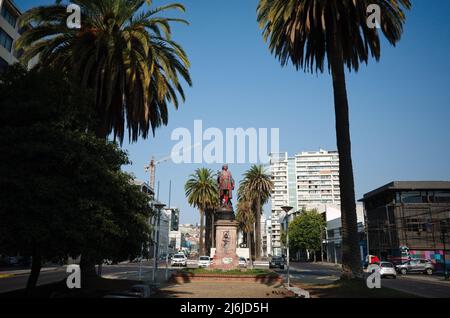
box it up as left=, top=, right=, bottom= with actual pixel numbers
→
left=211, top=211, right=215, bottom=249
left=247, top=231, right=253, bottom=269
left=26, top=246, right=41, bottom=295
left=205, top=211, right=211, bottom=253
left=255, top=198, right=261, bottom=260
left=199, top=210, right=205, bottom=255
left=330, top=34, right=362, bottom=278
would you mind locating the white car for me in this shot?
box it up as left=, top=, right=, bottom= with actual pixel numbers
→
left=198, top=256, right=212, bottom=268
left=368, top=261, right=397, bottom=279
left=239, top=257, right=247, bottom=268
left=171, top=254, right=187, bottom=267
left=379, top=262, right=397, bottom=278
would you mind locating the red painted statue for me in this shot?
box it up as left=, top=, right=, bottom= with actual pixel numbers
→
left=217, top=164, right=235, bottom=208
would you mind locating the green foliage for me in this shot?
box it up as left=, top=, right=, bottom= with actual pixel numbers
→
left=257, top=0, right=411, bottom=73
left=185, top=168, right=219, bottom=212
left=16, top=0, right=192, bottom=143
left=238, top=165, right=273, bottom=205
left=238, top=165, right=273, bottom=259
left=287, top=208, right=326, bottom=253
left=0, top=65, right=152, bottom=265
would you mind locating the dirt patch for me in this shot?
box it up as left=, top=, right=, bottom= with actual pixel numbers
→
left=154, top=281, right=294, bottom=298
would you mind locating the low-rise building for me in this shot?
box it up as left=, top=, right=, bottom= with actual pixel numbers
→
left=360, top=181, right=450, bottom=271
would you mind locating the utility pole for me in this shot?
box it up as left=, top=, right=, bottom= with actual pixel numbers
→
left=441, top=220, right=449, bottom=280
left=281, top=206, right=293, bottom=287
left=165, top=181, right=172, bottom=281
left=152, top=203, right=166, bottom=283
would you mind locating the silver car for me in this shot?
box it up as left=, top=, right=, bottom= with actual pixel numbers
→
left=396, top=259, right=434, bottom=275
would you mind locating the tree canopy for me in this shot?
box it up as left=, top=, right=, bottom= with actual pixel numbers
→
left=16, top=0, right=192, bottom=143
left=0, top=65, right=152, bottom=289
left=286, top=208, right=326, bottom=253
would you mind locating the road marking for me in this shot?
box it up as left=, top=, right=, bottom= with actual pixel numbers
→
left=0, top=274, right=14, bottom=279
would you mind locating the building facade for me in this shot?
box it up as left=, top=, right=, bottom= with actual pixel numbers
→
left=0, top=0, right=37, bottom=72
left=165, top=207, right=182, bottom=253
left=0, top=0, right=20, bottom=71
left=269, top=150, right=340, bottom=255
left=360, top=181, right=450, bottom=271
left=158, top=209, right=170, bottom=258
left=323, top=203, right=366, bottom=264
left=180, top=224, right=200, bottom=254
left=262, top=218, right=272, bottom=257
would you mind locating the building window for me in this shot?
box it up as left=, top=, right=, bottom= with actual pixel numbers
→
left=0, top=28, right=13, bottom=52
left=1, top=5, right=17, bottom=28
left=401, top=191, right=425, bottom=204
left=433, top=191, right=450, bottom=203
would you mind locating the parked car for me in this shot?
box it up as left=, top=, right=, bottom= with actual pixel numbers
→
left=396, top=259, right=434, bottom=275
left=3, top=256, right=19, bottom=266
left=269, top=256, right=284, bottom=269
left=238, top=257, right=247, bottom=268
left=170, top=254, right=187, bottom=267
left=198, top=256, right=212, bottom=268
left=379, top=262, right=397, bottom=279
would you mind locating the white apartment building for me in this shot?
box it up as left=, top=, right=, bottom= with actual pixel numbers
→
left=0, top=0, right=37, bottom=72
left=0, top=0, right=20, bottom=70
left=263, top=218, right=272, bottom=257
left=269, top=149, right=341, bottom=255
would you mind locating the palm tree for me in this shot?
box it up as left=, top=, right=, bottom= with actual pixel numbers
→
left=185, top=168, right=218, bottom=256
left=257, top=0, right=410, bottom=278
left=238, top=165, right=273, bottom=260
left=16, top=0, right=192, bottom=144
left=236, top=200, right=255, bottom=269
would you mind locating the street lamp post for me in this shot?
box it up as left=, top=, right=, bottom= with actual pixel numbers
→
left=152, top=203, right=166, bottom=283
left=281, top=206, right=293, bottom=287
left=441, top=220, right=449, bottom=280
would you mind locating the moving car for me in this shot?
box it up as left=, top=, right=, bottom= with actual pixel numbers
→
left=269, top=256, right=284, bottom=269
left=198, top=256, right=212, bottom=268
left=170, top=253, right=187, bottom=267
left=238, top=257, right=247, bottom=268
left=396, top=259, right=434, bottom=275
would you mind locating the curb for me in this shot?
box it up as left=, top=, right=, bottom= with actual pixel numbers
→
left=0, top=267, right=61, bottom=279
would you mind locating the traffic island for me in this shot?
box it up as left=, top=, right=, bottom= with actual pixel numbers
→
left=171, top=268, right=284, bottom=285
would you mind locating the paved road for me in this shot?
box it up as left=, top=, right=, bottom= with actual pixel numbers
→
left=0, top=261, right=175, bottom=294
left=277, top=262, right=450, bottom=298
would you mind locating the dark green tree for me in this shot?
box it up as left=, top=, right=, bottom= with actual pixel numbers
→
left=284, top=209, right=326, bottom=261
left=0, top=65, right=152, bottom=293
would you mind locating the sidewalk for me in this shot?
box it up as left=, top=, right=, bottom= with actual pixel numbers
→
left=0, top=266, right=63, bottom=278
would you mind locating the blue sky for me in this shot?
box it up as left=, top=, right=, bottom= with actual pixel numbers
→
left=17, top=1, right=450, bottom=224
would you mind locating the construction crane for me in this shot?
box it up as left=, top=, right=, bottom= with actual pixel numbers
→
left=144, top=143, right=202, bottom=192
left=144, top=155, right=171, bottom=192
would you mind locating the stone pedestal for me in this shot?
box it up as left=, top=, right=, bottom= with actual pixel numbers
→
left=211, top=207, right=240, bottom=270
